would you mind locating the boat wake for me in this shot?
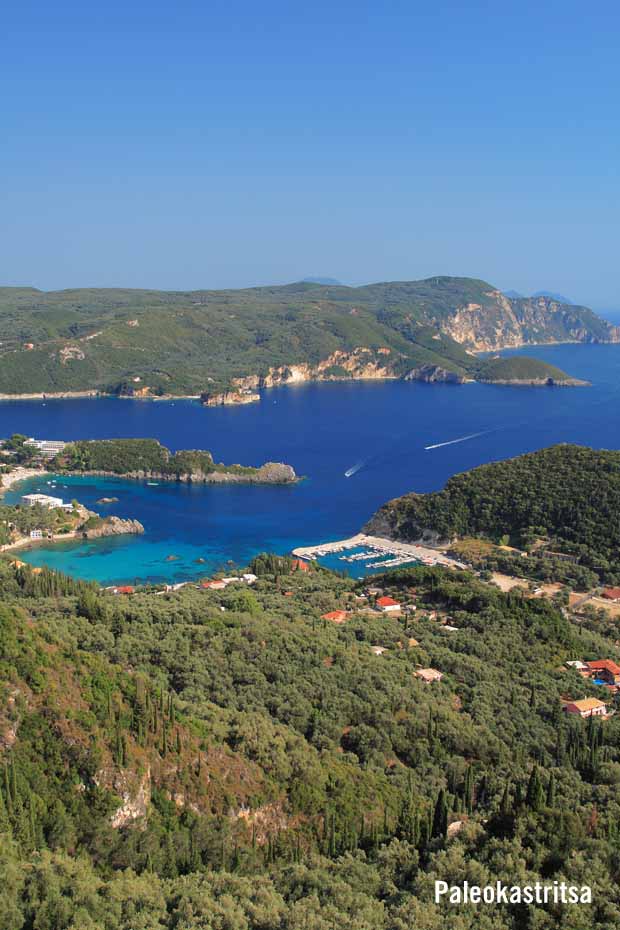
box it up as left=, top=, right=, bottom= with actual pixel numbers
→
left=344, top=460, right=365, bottom=478
left=424, top=430, right=489, bottom=451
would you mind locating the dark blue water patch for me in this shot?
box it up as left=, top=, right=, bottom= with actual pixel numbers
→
left=2, top=341, right=620, bottom=583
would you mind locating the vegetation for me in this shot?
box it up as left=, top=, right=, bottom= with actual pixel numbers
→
left=55, top=438, right=290, bottom=480
left=3, top=550, right=620, bottom=926
left=0, top=276, right=610, bottom=395
left=367, top=444, right=620, bottom=583
left=474, top=355, right=584, bottom=383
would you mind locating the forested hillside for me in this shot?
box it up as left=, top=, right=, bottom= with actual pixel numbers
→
left=3, top=555, right=620, bottom=927
left=0, top=277, right=612, bottom=395
left=366, top=444, right=620, bottom=583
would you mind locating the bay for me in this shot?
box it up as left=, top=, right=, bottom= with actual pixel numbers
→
left=2, top=341, right=620, bottom=584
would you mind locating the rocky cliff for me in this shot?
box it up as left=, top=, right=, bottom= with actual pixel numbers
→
left=437, top=291, right=620, bottom=351
left=82, top=515, right=145, bottom=539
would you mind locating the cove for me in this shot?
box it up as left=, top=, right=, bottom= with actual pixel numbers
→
left=2, top=342, right=620, bottom=584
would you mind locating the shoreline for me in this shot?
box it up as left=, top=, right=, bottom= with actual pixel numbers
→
left=292, top=533, right=467, bottom=571
left=0, top=466, right=46, bottom=498
left=0, top=338, right=609, bottom=404
left=0, top=391, right=201, bottom=402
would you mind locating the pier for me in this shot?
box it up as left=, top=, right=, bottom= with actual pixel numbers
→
left=292, top=533, right=467, bottom=571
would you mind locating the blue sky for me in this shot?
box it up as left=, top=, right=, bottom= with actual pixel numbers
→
left=3, top=0, right=620, bottom=307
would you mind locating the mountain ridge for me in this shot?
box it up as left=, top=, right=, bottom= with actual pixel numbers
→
left=0, top=276, right=616, bottom=396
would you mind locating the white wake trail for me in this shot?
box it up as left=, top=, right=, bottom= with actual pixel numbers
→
left=344, top=461, right=365, bottom=477
left=424, top=430, right=488, bottom=451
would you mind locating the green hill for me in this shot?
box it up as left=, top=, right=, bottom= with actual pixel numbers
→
left=0, top=277, right=614, bottom=396
left=366, top=444, right=620, bottom=582
left=3, top=553, right=620, bottom=926
left=474, top=355, right=586, bottom=384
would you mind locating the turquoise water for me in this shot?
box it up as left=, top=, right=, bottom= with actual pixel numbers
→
left=2, top=340, right=620, bottom=584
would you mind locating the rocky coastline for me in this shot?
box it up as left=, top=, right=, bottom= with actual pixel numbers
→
left=63, top=461, right=298, bottom=485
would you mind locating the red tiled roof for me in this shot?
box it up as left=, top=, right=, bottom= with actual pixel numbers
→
left=602, top=587, right=620, bottom=600
left=587, top=659, right=620, bottom=675
left=117, top=585, right=134, bottom=594
left=376, top=596, right=400, bottom=607
left=291, top=559, right=311, bottom=572
left=322, top=610, right=348, bottom=622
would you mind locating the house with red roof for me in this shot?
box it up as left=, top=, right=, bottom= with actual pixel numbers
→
left=376, top=595, right=401, bottom=613
left=291, top=559, right=311, bottom=573
left=602, top=587, right=620, bottom=601
left=586, top=659, right=620, bottom=686
left=321, top=610, right=349, bottom=624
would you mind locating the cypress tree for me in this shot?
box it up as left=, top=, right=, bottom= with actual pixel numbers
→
left=432, top=789, right=448, bottom=839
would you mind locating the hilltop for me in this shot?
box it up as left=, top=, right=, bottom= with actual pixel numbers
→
left=0, top=276, right=615, bottom=397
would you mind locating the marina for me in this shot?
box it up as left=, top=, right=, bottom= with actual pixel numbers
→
left=292, top=533, right=467, bottom=573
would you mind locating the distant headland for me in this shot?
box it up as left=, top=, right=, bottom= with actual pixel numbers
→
left=0, top=276, right=613, bottom=400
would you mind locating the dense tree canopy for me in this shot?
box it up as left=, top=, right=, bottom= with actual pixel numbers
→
left=368, top=444, right=620, bottom=582
left=2, top=551, right=620, bottom=927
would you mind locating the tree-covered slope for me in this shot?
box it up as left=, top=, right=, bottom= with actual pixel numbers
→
left=4, top=556, right=620, bottom=926
left=474, top=355, right=587, bottom=384
left=0, top=277, right=613, bottom=395
left=366, top=444, right=620, bottom=581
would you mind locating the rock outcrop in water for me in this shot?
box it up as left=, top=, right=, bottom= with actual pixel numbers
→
left=82, top=515, right=145, bottom=539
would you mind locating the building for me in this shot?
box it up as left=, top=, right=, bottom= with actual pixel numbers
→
left=416, top=667, right=443, bottom=683
left=291, top=559, right=311, bottom=573
left=563, top=697, right=608, bottom=718
left=201, top=580, right=227, bottom=590
left=566, top=660, right=590, bottom=676
left=21, top=493, right=67, bottom=509
left=30, top=529, right=43, bottom=539
left=371, top=645, right=387, bottom=655
left=24, top=438, right=67, bottom=459
left=602, top=587, right=620, bottom=602
left=321, top=610, right=348, bottom=624
left=376, top=596, right=401, bottom=613
left=586, top=660, right=620, bottom=686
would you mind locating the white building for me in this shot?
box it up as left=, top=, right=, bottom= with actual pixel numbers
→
left=21, top=493, right=73, bottom=512
left=24, top=439, right=67, bottom=459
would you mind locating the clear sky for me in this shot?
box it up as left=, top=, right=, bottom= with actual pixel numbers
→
left=3, top=0, right=619, bottom=307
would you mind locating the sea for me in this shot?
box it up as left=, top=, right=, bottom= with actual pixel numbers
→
left=2, top=337, right=620, bottom=585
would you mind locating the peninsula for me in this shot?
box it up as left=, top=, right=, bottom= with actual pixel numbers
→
left=0, top=276, right=613, bottom=399
left=364, top=444, right=620, bottom=584
left=0, top=435, right=298, bottom=485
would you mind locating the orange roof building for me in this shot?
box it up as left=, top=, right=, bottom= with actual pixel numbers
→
left=563, top=697, right=608, bottom=718
left=586, top=659, right=620, bottom=685
left=376, top=596, right=401, bottom=612
left=321, top=610, right=349, bottom=624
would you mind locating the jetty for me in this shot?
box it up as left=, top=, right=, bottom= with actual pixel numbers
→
left=292, top=533, right=466, bottom=571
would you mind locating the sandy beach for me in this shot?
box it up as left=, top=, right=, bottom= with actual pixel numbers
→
left=0, top=466, right=45, bottom=498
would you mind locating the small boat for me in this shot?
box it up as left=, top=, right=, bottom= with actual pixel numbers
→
left=147, top=481, right=159, bottom=486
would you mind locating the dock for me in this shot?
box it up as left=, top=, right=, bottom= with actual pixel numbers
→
left=292, top=534, right=466, bottom=571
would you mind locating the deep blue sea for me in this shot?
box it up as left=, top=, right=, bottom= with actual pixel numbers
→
left=2, top=339, right=620, bottom=584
